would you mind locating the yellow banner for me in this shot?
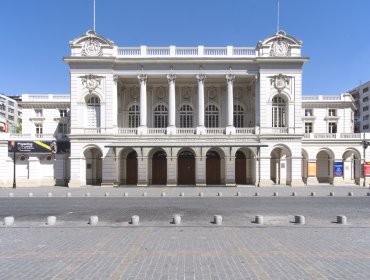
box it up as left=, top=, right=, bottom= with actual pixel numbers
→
left=308, top=162, right=316, bottom=177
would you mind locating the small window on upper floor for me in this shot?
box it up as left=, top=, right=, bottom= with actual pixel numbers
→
left=328, top=122, right=337, bottom=133
left=363, top=97, right=369, bottom=102
left=305, top=109, right=313, bottom=116
left=363, top=115, right=370, bottom=121
left=328, top=109, right=336, bottom=117
left=363, top=124, right=369, bottom=130
left=59, top=109, right=68, bottom=117
left=8, top=108, right=14, bottom=114
left=305, top=122, right=313, bottom=133
left=363, top=106, right=369, bottom=112
left=8, top=100, right=14, bottom=107
left=35, top=109, right=43, bottom=117
left=363, top=87, right=369, bottom=93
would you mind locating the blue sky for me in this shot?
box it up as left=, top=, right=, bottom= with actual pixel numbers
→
left=1, top=0, right=369, bottom=96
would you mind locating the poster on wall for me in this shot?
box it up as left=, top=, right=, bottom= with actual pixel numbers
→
left=307, top=162, right=316, bottom=177
left=364, top=163, right=370, bottom=176
left=8, top=141, right=70, bottom=154
left=334, top=162, right=343, bottom=177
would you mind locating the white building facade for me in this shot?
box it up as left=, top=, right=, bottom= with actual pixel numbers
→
left=0, top=30, right=368, bottom=188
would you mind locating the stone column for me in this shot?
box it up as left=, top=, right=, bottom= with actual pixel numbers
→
left=101, top=148, right=118, bottom=187
left=225, top=147, right=236, bottom=187
left=137, top=149, right=149, bottom=187
left=166, top=147, right=177, bottom=187
left=226, top=74, right=236, bottom=135
left=112, top=75, right=118, bottom=130
left=196, top=74, right=206, bottom=134
left=138, top=74, right=148, bottom=135
left=167, top=74, right=176, bottom=135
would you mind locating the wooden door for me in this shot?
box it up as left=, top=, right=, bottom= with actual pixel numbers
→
left=126, top=151, right=138, bottom=185
left=178, top=151, right=195, bottom=185
left=235, top=151, right=247, bottom=184
left=152, top=151, right=167, bottom=185
left=206, top=151, right=221, bottom=185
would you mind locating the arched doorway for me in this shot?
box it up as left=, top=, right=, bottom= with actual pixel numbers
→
left=316, top=150, right=333, bottom=183
left=235, top=151, right=246, bottom=184
left=178, top=150, right=195, bottom=185
left=342, top=149, right=361, bottom=185
left=270, top=146, right=291, bottom=185
left=126, top=151, right=138, bottom=185
left=84, top=147, right=102, bottom=185
left=152, top=151, right=167, bottom=185
left=206, top=151, right=221, bottom=185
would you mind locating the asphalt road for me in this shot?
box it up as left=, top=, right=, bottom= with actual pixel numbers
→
left=1, top=197, right=369, bottom=226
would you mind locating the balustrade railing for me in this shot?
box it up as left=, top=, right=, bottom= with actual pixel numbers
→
left=176, top=128, right=196, bottom=135
left=235, top=128, right=255, bottom=134
left=118, top=128, right=137, bottom=135
left=147, top=128, right=167, bottom=135
left=206, top=128, right=225, bottom=134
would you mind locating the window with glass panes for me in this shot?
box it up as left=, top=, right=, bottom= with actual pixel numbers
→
left=272, top=96, right=286, bottom=127
left=233, top=104, right=244, bottom=127
left=128, top=105, right=140, bottom=128
left=328, top=109, right=337, bottom=116
left=305, top=122, right=313, bottom=133
left=180, top=105, right=193, bottom=128
left=35, top=124, right=43, bottom=134
left=59, top=109, right=68, bottom=117
left=86, top=96, right=101, bottom=128
left=58, top=123, right=68, bottom=134
left=328, top=122, right=337, bottom=133
left=154, top=105, right=168, bottom=128
left=205, top=105, right=219, bottom=128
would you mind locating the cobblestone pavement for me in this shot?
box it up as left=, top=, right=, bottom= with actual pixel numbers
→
left=1, top=226, right=370, bottom=280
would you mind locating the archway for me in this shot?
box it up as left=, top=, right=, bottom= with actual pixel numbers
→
left=126, top=151, right=138, bottom=185
left=316, top=149, right=334, bottom=183
left=342, top=149, right=361, bottom=185
left=206, top=151, right=221, bottom=185
left=178, top=150, right=195, bottom=185
left=84, top=147, right=102, bottom=185
left=235, top=149, right=256, bottom=185
left=152, top=150, right=167, bottom=185
left=270, top=146, right=292, bottom=185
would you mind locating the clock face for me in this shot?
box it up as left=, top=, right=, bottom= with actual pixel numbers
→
left=273, top=40, right=289, bottom=56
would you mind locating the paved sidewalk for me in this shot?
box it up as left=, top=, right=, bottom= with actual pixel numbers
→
left=1, top=185, right=370, bottom=198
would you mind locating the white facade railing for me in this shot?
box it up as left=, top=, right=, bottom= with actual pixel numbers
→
left=118, top=128, right=137, bottom=135
left=22, top=94, right=70, bottom=102
left=235, top=128, right=255, bottom=134
left=206, top=128, right=225, bottom=134
left=176, top=128, right=196, bottom=135
left=147, top=128, right=167, bottom=135
left=83, top=128, right=104, bottom=134
left=304, top=133, right=362, bottom=139
left=271, top=127, right=289, bottom=134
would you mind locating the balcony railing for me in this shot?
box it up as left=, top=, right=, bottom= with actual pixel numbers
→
left=304, top=133, right=362, bottom=139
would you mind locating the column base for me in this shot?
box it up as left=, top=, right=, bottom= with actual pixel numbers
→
left=138, top=126, right=147, bottom=135
left=196, top=183, right=206, bottom=187
left=225, top=126, right=236, bottom=135
left=332, top=177, right=345, bottom=185
left=137, top=182, right=148, bottom=187
left=306, top=177, right=319, bottom=185
left=196, top=126, right=207, bottom=135
left=257, top=180, right=273, bottom=187
left=225, top=183, right=236, bottom=187
left=167, top=126, right=177, bottom=135
left=290, top=179, right=305, bottom=187
left=68, top=180, right=84, bottom=188
left=166, top=183, right=177, bottom=187
left=101, top=181, right=117, bottom=187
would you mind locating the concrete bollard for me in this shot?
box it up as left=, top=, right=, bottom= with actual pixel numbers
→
left=161, top=192, right=166, bottom=197
left=66, top=192, right=71, bottom=197
left=254, top=192, right=259, bottom=197
left=85, top=192, right=90, bottom=197
left=292, top=192, right=297, bottom=197
left=46, top=216, right=56, bottom=226
left=337, top=215, right=347, bottom=225
left=28, top=193, right=33, bottom=198
left=89, top=216, right=98, bottom=226
left=179, top=192, right=184, bottom=197
left=311, top=192, right=316, bottom=197
left=104, top=192, right=109, bottom=197
left=123, top=192, right=128, bottom=197
left=329, top=192, right=334, bottom=197
left=199, top=192, right=204, bottom=197
left=142, top=192, right=147, bottom=197
left=8, top=193, right=14, bottom=198
left=273, top=192, right=278, bottom=197
left=255, top=215, right=264, bottom=225
left=218, top=192, right=222, bottom=197
left=47, top=193, right=52, bottom=198
left=213, top=215, right=222, bottom=225
left=130, top=215, right=140, bottom=225
left=367, top=192, right=370, bottom=197
left=294, top=215, right=305, bottom=225
left=4, top=216, right=14, bottom=226
left=236, top=192, right=241, bottom=197
left=172, top=214, right=181, bottom=225
left=348, top=192, right=354, bottom=197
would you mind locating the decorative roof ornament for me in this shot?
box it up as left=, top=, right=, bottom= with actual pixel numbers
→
left=82, top=36, right=102, bottom=57
left=270, top=31, right=291, bottom=57
left=80, top=74, right=103, bottom=93
left=271, top=74, right=290, bottom=92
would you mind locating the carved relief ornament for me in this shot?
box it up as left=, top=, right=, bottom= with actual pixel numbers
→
left=270, top=39, right=290, bottom=57
left=82, top=37, right=102, bottom=57
left=270, top=74, right=290, bottom=92
left=80, top=74, right=103, bottom=93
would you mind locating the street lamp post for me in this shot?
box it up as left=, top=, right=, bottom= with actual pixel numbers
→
left=10, top=141, right=16, bottom=189
left=362, top=140, right=369, bottom=187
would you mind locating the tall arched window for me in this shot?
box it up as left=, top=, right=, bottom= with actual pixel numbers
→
left=86, top=96, right=101, bottom=128
left=128, top=105, right=140, bottom=128
left=234, top=104, right=244, bottom=128
left=154, top=105, right=168, bottom=128
left=205, top=105, right=219, bottom=128
left=272, top=96, right=286, bottom=127
left=180, top=104, right=193, bottom=128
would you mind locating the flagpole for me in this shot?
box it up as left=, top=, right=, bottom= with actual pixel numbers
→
left=277, top=0, right=280, bottom=33
left=93, top=0, right=96, bottom=32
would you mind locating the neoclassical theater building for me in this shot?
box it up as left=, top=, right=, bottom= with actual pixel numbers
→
left=0, top=30, right=368, bottom=187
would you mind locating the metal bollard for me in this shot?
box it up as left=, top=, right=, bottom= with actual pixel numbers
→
left=66, top=192, right=71, bottom=197
left=348, top=192, right=354, bottom=197
left=131, top=215, right=140, bottom=225
left=4, top=216, right=14, bottom=226
left=213, top=215, right=222, bottom=225
left=329, top=192, right=334, bottom=197
left=89, top=216, right=98, bottom=226
left=46, top=216, right=56, bottom=226
left=236, top=192, right=241, bottom=197
left=172, top=214, right=181, bottom=225
left=179, top=192, right=184, bottom=197
left=161, top=192, right=166, bottom=197
left=337, top=215, right=347, bottom=225
left=273, top=192, right=278, bottom=197
left=199, top=192, right=204, bottom=197
left=254, top=192, right=259, bottom=197
left=142, top=192, right=147, bottom=197
left=255, top=215, right=264, bottom=225
left=8, top=193, right=14, bottom=198
left=292, top=192, right=297, bottom=197
left=47, top=193, right=52, bottom=198
left=367, top=192, right=370, bottom=197
left=294, top=215, right=305, bottom=225
left=28, top=193, right=33, bottom=198
left=85, top=192, right=90, bottom=197
left=218, top=192, right=222, bottom=197
left=104, top=192, right=109, bottom=197
left=311, top=192, right=316, bottom=197
left=123, top=192, right=128, bottom=197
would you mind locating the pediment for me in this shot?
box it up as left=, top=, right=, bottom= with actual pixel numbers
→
left=257, top=30, right=302, bottom=57
left=69, top=30, right=115, bottom=57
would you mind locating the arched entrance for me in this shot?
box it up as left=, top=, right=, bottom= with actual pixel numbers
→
left=270, top=146, right=292, bottom=185
left=84, top=147, right=102, bottom=185
left=178, top=150, right=195, bottom=185
left=206, top=151, right=221, bottom=185
left=342, top=149, right=361, bottom=185
left=316, top=149, right=334, bottom=183
left=126, top=151, right=138, bottom=185
left=235, top=151, right=246, bottom=184
left=152, top=151, right=167, bottom=185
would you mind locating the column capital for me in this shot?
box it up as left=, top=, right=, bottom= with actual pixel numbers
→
left=113, top=74, right=119, bottom=84
left=167, top=74, right=176, bottom=83
left=226, top=74, right=235, bottom=83
left=137, top=74, right=148, bottom=83
left=196, top=74, right=206, bottom=83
